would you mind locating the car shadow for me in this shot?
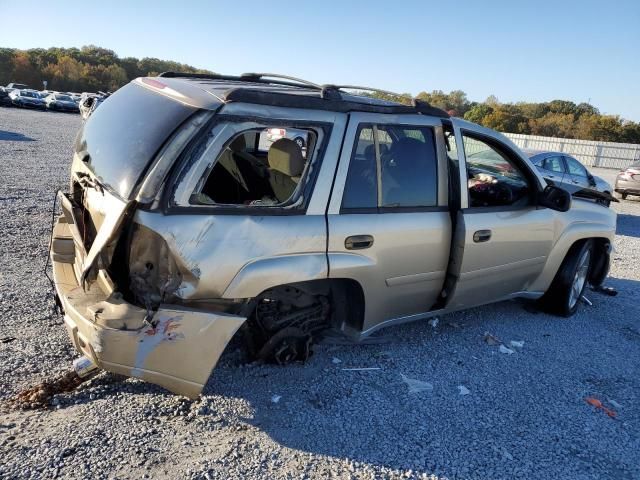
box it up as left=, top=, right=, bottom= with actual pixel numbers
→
left=616, top=213, right=640, bottom=238
left=0, top=130, right=35, bottom=142
left=49, top=277, right=640, bottom=476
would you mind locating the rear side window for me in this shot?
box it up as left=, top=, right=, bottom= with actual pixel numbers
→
left=543, top=156, right=565, bottom=174
left=74, top=83, right=196, bottom=199
left=566, top=156, right=588, bottom=177
left=341, top=124, right=438, bottom=211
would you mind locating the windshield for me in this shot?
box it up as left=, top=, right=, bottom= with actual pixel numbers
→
left=56, top=95, right=73, bottom=101
left=74, top=82, right=196, bottom=199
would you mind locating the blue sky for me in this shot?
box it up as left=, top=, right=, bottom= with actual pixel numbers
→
left=1, top=0, right=639, bottom=120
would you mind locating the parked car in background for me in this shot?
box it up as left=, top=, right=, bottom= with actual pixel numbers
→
left=0, top=87, right=12, bottom=107
left=45, top=93, right=80, bottom=113
left=79, top=93, right=109, bottom=120
left=9, top=89, right=46, bottom=110
left=5, top=82, right=30, bottom=92
left=265, top=127, right=308, bottom=149
left=49, top=72, right=616, bottom=398
left=524, top=150, right=613, bottom=204
left=615, top=163, right=640, bottom=200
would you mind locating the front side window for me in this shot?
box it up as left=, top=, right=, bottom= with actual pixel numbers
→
left=566, top=157, right=588, bottom=177
left=342, top=124, right=438, bottom=210
left=190, top=125, right=318, bottom=207
left=463, top=135, right=532, bottom=208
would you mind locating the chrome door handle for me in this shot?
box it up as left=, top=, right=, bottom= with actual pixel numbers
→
left=345, top=235, right=374, bottom=250
left=473, top=230, right=492, bottom=243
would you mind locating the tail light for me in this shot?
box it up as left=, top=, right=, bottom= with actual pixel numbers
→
left=268, top=128, right=286, bottom=137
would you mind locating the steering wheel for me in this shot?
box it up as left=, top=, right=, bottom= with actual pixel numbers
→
left=493, top=183, right=514, bottom=205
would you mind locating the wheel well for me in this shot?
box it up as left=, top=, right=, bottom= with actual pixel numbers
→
left=561, top=237, right=610, bottom=287
left=242, top=278, right=365, bottom=332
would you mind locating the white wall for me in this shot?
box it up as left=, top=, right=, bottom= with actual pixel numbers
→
left=503, top=133, right=640, bottom=169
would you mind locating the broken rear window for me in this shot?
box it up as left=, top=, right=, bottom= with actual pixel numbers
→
left=74, top=83, right=197, bottom=199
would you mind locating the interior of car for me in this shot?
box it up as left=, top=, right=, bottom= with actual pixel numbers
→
left=192, top=127, right=316, bottom=207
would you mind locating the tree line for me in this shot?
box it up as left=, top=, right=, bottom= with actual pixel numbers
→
left=0, top=45, right=214, bottom=93
left=368, top=89, right=640, bottom=144
left=1, top=45, right=638, bottom=144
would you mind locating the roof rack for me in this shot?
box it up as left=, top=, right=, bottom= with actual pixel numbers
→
left=158, top=71, right=323, bottom=91
left=157, top=71, right=449, bottom=117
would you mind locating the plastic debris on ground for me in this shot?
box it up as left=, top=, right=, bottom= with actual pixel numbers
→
left=585, top=397, right=616, bottom=418
left=509, top=340, right=525, bottom=349
left=331, top=357, right=342, bottom=364
left=499, top=345, right=515, bottom=355
left=400, top=374, right=433, bottom=394
left=341, top=367, right=381, bottom=372
left=458, top=385, right=470, bottom=396
left=428, top=318, right=439, bottom=329
left=484, top=333, right=501, bottom=346
left=271, top=395, right=281, bottom=404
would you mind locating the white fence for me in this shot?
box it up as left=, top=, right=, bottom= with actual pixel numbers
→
left=503, top=133, right=640, bottom=170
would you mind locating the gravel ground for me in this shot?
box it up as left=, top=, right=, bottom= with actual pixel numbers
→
left=1, top=107, right=639, bottom=480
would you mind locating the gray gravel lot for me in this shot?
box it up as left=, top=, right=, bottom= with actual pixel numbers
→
left=1, top=107, right=639, bottom=480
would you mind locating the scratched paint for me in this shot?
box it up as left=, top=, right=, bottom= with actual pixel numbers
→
left=131, top=314, right=184, bottom=378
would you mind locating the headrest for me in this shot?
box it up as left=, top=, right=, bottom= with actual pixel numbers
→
left=268, top=138, right=305, bottom=177
left=391, top=137, right=425, bottom=163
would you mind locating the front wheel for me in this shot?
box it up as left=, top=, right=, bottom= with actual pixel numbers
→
left=538, top=240, right=593, bottom=317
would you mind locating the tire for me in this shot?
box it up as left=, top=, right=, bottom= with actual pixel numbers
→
left=537, top=240, right=593, bottom=317
left=614, top=191, right=627, bottom=200
left=293, top=137, right=305, bottom=149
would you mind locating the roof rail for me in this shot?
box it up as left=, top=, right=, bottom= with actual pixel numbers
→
left=158, top=71, right=323, bottom=90
left=321, top=84, right=407, bottom=99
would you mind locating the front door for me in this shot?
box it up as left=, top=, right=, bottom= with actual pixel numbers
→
left=327, top=112, right=451, bottom=334
left=445, top=120, right=555, bottom=310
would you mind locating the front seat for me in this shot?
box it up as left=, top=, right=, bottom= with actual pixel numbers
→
left=267, top=138, right=305, bottom=203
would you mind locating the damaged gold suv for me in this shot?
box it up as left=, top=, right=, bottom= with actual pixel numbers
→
left=51, top=73, right=616, bottom=398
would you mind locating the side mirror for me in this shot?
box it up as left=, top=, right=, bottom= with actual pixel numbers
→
left=588, top=174, right=596, bottom=187
left=538, top=185, right=571, bottom=212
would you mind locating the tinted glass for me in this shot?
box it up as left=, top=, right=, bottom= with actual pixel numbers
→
left=566, top=157, right=587, bottom=177
left=543, top=156, right=565, bottom=173
left=341, top=125, right=438, bottom=210
left=75, top=83, right=196, bottom=199
left=379, top=125, right=437, bottom=207
left=342, top=127, right=377, bottom=209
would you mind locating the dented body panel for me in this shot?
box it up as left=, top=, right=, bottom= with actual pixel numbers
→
left=50, top=74, right=616, bottom=398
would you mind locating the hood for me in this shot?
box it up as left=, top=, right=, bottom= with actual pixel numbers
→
left=593, top=175, right=612, bottom=192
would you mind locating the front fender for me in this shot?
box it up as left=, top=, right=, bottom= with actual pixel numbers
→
left=529, top=220, right=615, bottom=292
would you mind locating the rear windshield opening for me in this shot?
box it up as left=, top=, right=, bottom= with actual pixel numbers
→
left=191, top=126, right=317, bottom=207
left=74, top=83, right=196, bottom=199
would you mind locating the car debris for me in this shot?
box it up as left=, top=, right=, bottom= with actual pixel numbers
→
left=458, top=385, right=470, bottom=396
left=499, top=345, right=515, bottom=355
left=342, top=367, right=382, bottom=372
left=331, top=357, right=342, bottom=364
left=581, top=295, right=593, bottom=306
left=509, top=340, right=525, bottom=349
left=47, top=72, right=617, bottom=398
left=484, top=333, right=501, bottom=346
left=585, top=397, right=617, bottom=418
left=9, top=370, right=90, bottom=410
left=1, top=336, right=17, bottom=344
left=400, top=374, right=433, bottom=394
left=270, top=394, right=282, bottom=404
left=428, top=318, right=439, bottom=329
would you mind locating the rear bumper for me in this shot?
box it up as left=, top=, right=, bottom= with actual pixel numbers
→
left=51, top=212, right=245, bottom=398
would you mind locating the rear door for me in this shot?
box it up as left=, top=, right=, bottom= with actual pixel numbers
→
left=445, top=119, right=555, bottom=310
left=327, top=112, right=451, bottom=334
left=540, top=154, right=567, bottom=185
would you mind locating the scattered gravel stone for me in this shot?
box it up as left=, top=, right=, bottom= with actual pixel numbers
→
left=1, top=107, right=639, bottom=479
